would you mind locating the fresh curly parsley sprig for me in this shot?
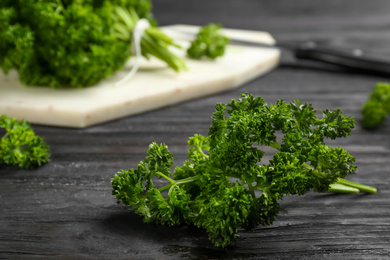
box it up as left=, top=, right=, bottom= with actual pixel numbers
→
left=0, top=115, right=50, bottom=169
left=362, top=82, right=390, bottom=129
left=187, top=23, right=230, bottom=60
left=111, top=93, right=376, bottom=248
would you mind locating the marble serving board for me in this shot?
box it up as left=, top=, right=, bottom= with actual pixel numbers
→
left=0, top=24, right=280, bottom=128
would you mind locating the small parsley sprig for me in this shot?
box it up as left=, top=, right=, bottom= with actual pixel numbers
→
left=0, top=115, right=50, bottom=169
left=362, top=82, right=390, bottom=129
left=111, top=93, right=376, bottom=248
left=187, top=23, right=230, bottom=60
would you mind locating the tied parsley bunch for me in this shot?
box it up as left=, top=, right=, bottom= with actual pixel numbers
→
left=362, top=82, right=390, bottom=129
left=0, top=115, right=50, bottom=169
left=111, top=93, right=376, bottom=248
left=0, top=0, right=186, bottom=88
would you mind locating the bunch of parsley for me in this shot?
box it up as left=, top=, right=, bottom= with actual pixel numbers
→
left=0, top=115, right=50, bottom=169
left=111, top=93, right=376, bottom=248
left=0, top=0, right=186, bottom=88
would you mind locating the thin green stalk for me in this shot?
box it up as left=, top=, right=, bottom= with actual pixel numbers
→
left=198, top=148, right=209, bottom=159
left=146, top=27, right=174, bottom=44
left=128, top=7, right=140, bottom=22
left=115, top=6, right=136, bottom=29
left=156, top=171, right=175, bottom=183
left=302, top=163, right=326, bottom=178
left=158, top=176, right=199, bottom=193
left=158, top=185, right=172, bottom=193
left=113, top=23, right=131, bottom=40
left=146, top=28, right=182, bottom=49
left=336, top=178, right=377, bottom=194
left=142, top=35, right=186, bottom=71
left=174, top=176, right=199, bottom=185
left=112, top=6, right=187, bottom=72
left=328, top=183, right=359, bottom=193
left=141, top=37, right=174, bottom=67
left=168, top=177, right=199, bottom=196
left=168, top=183, right=177, bottom=196
left=248, top=184, right=257, bottom=199
left=141, top=35, right=169, bottom=58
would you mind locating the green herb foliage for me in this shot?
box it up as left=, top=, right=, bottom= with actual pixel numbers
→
left=187, top=23, right=230, bottom=60
left=0, top=0, right=185, bottom=88
left=362, top=82, right=390, bottom=129
left=111, top=93, right=376, bottom=248
left=0, top=115, right=50, bottom=169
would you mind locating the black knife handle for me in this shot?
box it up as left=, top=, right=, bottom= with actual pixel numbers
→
left=294, top=41, right=390, bottom=75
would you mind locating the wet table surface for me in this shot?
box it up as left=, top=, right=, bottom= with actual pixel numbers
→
left=1, top=0, right=390, bottom=259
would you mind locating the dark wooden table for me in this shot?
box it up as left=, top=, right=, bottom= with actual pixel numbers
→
left=1, top=0, right=390, bottom=259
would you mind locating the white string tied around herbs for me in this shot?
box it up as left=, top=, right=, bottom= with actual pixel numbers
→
left=115, top=18, right=151, bottom=87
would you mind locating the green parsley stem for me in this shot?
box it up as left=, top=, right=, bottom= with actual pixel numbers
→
left=198, top=148, right=209, bottom=159
left=112, top=6, right=187, bottom=72
left=248, top=184, right=256, bottom=199
left=328, top=183, right=359, bottom=193
left=158, top=176, right=199, bottom=193
left=302, top=163, right=326, bottom=178
left=336, top=178, right=377, bottom=194
left=158, top=185, right=171, bottom=193
left=156, top=171, right=175, bottom=183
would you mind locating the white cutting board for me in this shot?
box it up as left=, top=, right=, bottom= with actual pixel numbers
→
left=0, top=25, right=280, bottom=128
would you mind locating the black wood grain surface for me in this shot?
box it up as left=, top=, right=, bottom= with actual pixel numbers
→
left=1, top=1, right=390, bottom=259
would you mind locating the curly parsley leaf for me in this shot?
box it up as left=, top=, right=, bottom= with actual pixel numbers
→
left=362, top=82, right=390, bottom=129
left=187, top=23, right=230, bottom=60
left=0, top=115, right=50, bottom=169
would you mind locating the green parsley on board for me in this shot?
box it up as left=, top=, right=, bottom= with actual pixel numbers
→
left=187, top=23, right=230, bottom=60
left=0, top=0, right=186, bottom=88
left=111, top=93, right=376, bottom=248
left=0, top=115, right=50, bottom=169
left=362, top=82, right=390, bottom=129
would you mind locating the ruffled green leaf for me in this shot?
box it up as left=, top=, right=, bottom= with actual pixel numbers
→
left=0, top=115, right=50, bottom=169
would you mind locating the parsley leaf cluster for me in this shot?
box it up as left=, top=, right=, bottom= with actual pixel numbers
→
left=362, top=82, right=390, bottom=129
left=111, top=93, right=376, bottom=247
left=187, top=23, right=230, bottom=60
left=0, top=115, right=50, bottom=169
